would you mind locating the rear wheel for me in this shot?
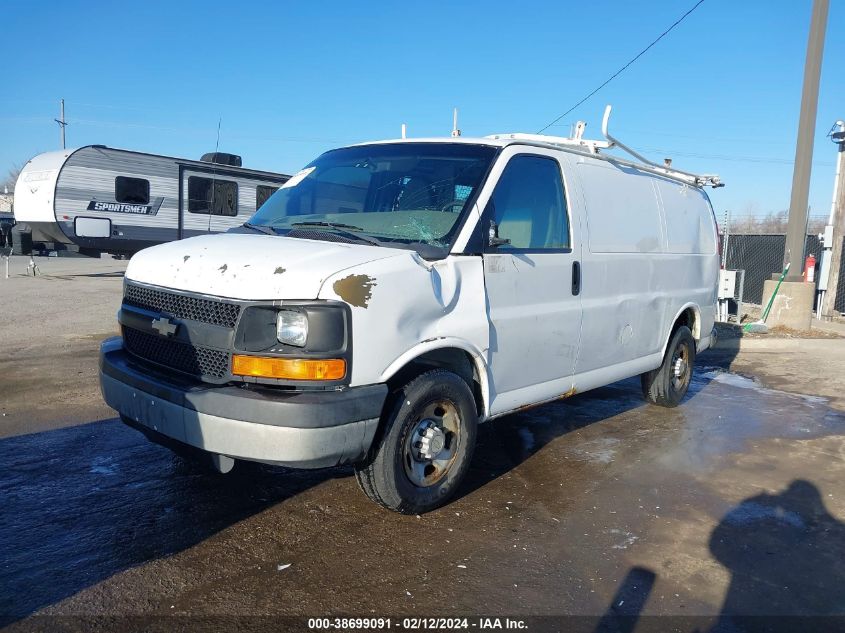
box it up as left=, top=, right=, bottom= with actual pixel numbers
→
left=641, top=325, right=696, bottom=407
left=354, top=369, right=477, bottom=514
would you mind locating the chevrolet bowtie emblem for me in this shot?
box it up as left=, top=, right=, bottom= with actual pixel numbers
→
left=151, top=316, right=178, bottom=337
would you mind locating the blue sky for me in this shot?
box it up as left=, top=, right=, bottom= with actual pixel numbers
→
left=2, top=0, right=843, bottom=220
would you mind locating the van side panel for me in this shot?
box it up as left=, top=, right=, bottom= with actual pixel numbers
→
left=572, top=156, right=719, bottom=384
left=653, top=177, right=719, bottom=350
left=582, top=162, right=664, bottom=254
left=573, top=158, right=668, bottom=377
left=653, top=177, right=717, bottom=255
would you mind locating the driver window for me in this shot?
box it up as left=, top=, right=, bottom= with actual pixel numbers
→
left=490, top=155, right=569, bottom=250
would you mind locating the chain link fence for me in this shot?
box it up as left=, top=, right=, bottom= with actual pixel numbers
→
left=718, top=213, right=844, bottom=321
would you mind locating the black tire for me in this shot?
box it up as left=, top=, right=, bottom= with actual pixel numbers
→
left=11, top=226, right=32, bottom=256
left=641, top=325, right=696, bottom=408
left=354, top=369, right=478, bottom=514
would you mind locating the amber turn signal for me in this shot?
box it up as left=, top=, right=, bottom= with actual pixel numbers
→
left=231, top=355, right=346, bottom=381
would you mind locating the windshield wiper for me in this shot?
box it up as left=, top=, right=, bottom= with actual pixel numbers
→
left=292, top=221, right=366, bottom=231
left=242, top=222, right=278, bottom=235
left=290, top=221, right=382, bottom=247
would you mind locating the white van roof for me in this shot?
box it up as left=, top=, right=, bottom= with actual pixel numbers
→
left=349, top=136, right=721, bottom=190
left=349, top=106, right=722, bottom=189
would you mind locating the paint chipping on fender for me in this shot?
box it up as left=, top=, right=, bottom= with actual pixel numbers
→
left=274, top=267, right=286, bottom=274
left=218, top=264, right=228, bottom=274
left=183, top=255, right=190, bottom=263
left=333, top=274, right=377, bottom=308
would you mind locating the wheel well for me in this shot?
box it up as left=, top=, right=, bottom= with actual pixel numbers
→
left=386, top=348, right=484, bottom=417
left=672, top=307, right=699, bottom=340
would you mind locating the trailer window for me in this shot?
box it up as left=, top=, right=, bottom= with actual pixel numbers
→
left=256, top=185, right=278, bottom=211
left=115, top=176, right=150, bottom=205
left=188, top=177, right=238, bottom=216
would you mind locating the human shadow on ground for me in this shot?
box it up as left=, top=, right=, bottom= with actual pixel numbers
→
left=708, top=479, right=845, bottom=632
left=592, top=480, right=845, bottom=633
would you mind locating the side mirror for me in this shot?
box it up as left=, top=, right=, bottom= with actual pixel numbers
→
left=488, top=221, right=511, bottom=248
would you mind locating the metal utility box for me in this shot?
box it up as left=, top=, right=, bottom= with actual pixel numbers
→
left=718, top=269, right=737, bottom=300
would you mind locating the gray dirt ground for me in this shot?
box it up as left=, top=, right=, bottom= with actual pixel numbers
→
left=2, top=254, right=845, bottom=631
left=1, top=255, right=127, bottom=434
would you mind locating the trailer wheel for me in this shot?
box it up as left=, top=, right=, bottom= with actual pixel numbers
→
left=354, top=369, right=477, bottom=514
left=641, top=325, right=696, bottom=407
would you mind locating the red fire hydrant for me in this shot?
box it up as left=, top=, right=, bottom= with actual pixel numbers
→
left=804, top=254, right=816, bottom=283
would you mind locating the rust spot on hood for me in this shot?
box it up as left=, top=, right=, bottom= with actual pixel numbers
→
left=274, top=266, right=286, bottom=274
left=333, top=274, right=376, bottom=308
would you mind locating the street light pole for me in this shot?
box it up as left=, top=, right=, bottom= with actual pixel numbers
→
left=820, top=125, right=845, bottom=318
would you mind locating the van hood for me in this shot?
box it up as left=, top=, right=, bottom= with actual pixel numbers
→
left=125, top=233, right=403, bottom=300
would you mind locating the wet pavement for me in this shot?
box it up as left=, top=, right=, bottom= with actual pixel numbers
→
left=3, top=360, right=845, bottom=630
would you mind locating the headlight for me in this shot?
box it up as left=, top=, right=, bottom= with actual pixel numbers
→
left=276, top=310, right=308, bottom=346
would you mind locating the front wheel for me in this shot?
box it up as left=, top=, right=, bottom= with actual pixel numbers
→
left=641, top=325, right=696, bottom=407
left=354, top=369, right=478, bottom=514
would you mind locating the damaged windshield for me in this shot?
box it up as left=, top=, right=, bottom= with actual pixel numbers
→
left=247, top=143, right=497, bottom=256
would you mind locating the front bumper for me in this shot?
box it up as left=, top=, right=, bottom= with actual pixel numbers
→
left=99, top=337, right=387, bottom=468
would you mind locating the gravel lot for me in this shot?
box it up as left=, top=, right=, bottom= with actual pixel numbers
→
left=1, top=255, right=127, bottom=435
left=3, top=254, right=845, bottom=631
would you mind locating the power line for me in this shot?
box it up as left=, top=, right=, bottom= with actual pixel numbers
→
left=639, top=146, right=835, bottom=167
left=67, top=117, right=357, bottom=144
left=536, top=0, right=707, bottom=134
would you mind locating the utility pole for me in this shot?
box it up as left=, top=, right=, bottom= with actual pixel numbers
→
left=760, top=0, right=829, bottom=330
left=820, top=124, right=845, bottom=318
left=54, top=98, right=67, bottom=149
left=783, top=0, right=828, bottom=282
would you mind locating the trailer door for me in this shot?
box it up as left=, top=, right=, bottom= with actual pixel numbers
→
left=181, top=171, right=242, bottom=237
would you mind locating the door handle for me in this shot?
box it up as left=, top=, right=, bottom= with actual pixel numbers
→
left=572, top=261, right=581, bottom=296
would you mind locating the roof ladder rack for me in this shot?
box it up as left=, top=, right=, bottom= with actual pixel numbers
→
left=487, top=105, right=723, bottom=188
left=600, top=105, right=723, bottom=188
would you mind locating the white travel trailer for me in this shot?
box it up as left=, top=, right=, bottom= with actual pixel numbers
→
left=100, top=107, right=722, bottom=514
left=13, top=146, right=289, bottom=255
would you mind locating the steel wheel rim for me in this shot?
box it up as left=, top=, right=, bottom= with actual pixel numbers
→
left=403, top=400, right=462, bottom=488
left=671, top=343, right=691, bottom=392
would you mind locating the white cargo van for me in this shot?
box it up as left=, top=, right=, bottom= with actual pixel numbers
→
left=100, top=115, right=721, bottom=513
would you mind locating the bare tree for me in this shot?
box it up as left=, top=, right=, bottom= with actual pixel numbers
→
left=728, top=211, right=828, bottom=235
left=2, top=163, right=23, bottom=192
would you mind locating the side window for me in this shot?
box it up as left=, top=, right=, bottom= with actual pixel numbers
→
left=188, top=176, right=238, bottom=216
left=256, top=185, right=278, bottom=211
left=489, top=155, right=569, bottom=250
left=115, top=176, right=150, bottom=204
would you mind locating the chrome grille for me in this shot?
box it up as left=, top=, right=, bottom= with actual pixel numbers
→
left=123, top=327, right=229, bottom=379
left=124, top=283, right=240, bottom=328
